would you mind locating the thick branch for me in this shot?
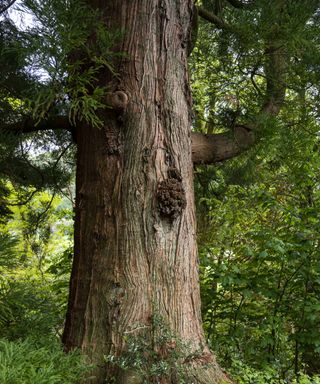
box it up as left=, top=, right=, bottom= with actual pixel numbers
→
left=191, top=125, right=254, bottom=165
left=197, top=7, right=230, bottom=30
left=1, top=115, right=72, bottom=135
left=190, top=34, right=286, bottom=165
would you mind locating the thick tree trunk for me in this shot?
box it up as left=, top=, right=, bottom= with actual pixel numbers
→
left=62, top=1, right=229, bottom=383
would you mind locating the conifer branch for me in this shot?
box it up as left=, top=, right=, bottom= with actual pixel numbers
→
left=197, top=7, right=230, bottom=30
left=0, top=0, right=17, bottom=15
left=2, top=115, right=72, bottom=135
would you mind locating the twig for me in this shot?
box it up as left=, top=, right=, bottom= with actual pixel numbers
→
left=226, top=0, right=255, bottom=9
left=0, top=0, right=17, bottom=15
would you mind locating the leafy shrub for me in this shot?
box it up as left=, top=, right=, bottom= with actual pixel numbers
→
left=228, top=359, right=320, bottom=384
left=0, top=338, right=92, bottom=384
left=105, top=314, right=193, bottom=383
left=0, top=277, right=65, bottom=340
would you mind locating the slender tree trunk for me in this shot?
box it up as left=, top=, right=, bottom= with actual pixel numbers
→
left=63, top=1, right=229, bottom=383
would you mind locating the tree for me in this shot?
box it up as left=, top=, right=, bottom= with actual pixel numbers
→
left=61, top=2, right=230, bottom=382
left=1, top=0, right=320, bottom=383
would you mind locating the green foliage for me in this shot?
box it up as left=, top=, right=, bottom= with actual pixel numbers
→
left=0, top=184, right=73, bottom=340
left=0, top=338, right=91, bottom=384
left=229, top=359, right=320, bottom=384
left=197, top=130, right=320, bottom=377
left=0, top=11, right=76, bottom=195
left=191, top=2, right=320, bottom=380
left=0, top=233, right=19, bottom=268
left=0, top=277, right=65, bottom=340
left=0, top=182, right=84, bottom=382
left=0, top=0, right=118, bottom=206
left=0, top=185, right=83, bottom=382
left=20, top=0, right=123, bottom=128
left=105, top=314, right=196, bottom=384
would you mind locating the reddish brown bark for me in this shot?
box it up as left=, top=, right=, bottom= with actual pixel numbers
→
left=191, top=126, right=254, bottom=164
left=62, top=1, right=229, bottom=383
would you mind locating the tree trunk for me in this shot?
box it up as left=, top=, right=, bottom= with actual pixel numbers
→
left=62, top=1, right=229, bottom=383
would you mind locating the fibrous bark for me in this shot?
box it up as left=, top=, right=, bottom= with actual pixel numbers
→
left=62, top=1, right=230, bottom=383
left=191, top=126, right=254, bottom=164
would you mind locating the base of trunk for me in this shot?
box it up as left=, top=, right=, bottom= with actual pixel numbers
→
left=81, top=335, right=231, bottom=384
left=83, top=362, right=231, bottom=384
left=185, top=364, right=231, bottom=384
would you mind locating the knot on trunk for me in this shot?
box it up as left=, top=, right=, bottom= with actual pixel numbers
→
left=106, top=91, right=129, bottom=110
left=157, top=175, right=186, bottom=220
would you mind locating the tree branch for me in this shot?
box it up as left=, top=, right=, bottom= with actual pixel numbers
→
left=191, top=125, right=254, bottom=164
left=197, top=7, right=230, bottom=30
left=226, top=0, right=254, bottom=9
left=0, top=0, right=17, bottom=15
left=191, top=30, right=287, bottom=165
left=1, top=115, right=72, bottom=135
